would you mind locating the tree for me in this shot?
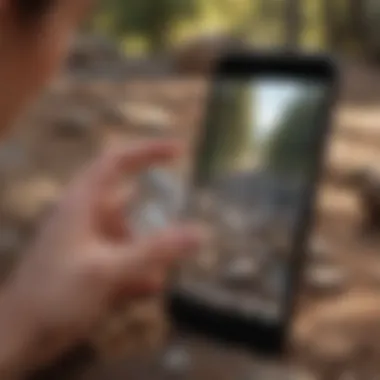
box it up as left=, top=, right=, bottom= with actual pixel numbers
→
left=265, top=88, right=325, bottom=177
left=284, top=0, right=302, bottom=49
left=361, top=0, right=380, bottom=61
left=323, top=0, right=342, bottom=50
left=197, top=82, right=253, bottom=184
left=94, top=0, right=198, bottom=53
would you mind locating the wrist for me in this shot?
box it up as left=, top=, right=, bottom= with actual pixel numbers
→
left=0, top=285, right=43, bottom=378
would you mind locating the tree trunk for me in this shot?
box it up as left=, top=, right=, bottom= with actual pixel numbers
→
left=284, top=0, right=301, bottom=49
left=146, top=0, right=171, bottom=54
left=322, top=0, right=341, bottom=51
left=347, top=0, right=368, bottom=53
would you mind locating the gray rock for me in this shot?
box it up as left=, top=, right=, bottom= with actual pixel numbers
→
left=131, top=168, right=184, bottom=236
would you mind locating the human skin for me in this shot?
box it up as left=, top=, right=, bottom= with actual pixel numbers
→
left=0, top=1, right=204, bottom=378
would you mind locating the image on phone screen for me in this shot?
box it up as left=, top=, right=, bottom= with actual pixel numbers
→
left=176, top=74, right=329, bottom=325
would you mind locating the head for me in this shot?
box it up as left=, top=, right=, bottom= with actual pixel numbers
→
left=0, top=0, right=93, bottom=135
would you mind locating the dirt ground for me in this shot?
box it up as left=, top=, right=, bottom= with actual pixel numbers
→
left=2, top=52, right=380, bottom=379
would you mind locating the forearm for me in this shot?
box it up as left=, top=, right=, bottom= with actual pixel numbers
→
left=0, top=287, right=39, bottom=379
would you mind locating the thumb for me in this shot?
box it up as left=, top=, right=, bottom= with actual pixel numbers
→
left=109, top=224, right=205, bottom=287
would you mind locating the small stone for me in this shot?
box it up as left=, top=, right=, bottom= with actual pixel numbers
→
left=141, top=168, right=184, bottom=216
left=131, top=168, right=184, bottom=236
left=133, top=201, right=169, bottom=235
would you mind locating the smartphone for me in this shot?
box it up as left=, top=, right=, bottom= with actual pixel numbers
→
left=167, top=52, right=339, bottom=357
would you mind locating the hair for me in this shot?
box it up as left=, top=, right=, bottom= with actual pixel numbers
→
left=14, top=0, right=53, bottom=20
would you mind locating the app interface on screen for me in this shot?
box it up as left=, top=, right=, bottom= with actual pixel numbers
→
left=178, top=77, right=328, bottom=322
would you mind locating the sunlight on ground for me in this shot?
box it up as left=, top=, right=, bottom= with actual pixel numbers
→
left=317, top=185, right=360, bottom=217
left=337, top=107, right=380, bottom=133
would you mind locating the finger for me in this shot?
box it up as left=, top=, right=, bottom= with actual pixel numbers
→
left=113, top=272, right=165, bottom=300
left=97, top=182, right=138, bottom=241
left=132, top=224, right=205, bottom=267
left=62, top=139, right=182, bottom=224
left=89, top=139, right=183, bottom=191
left=109, top=224, right=205, bottom=285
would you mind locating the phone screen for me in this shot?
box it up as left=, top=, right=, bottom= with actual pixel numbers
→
left=175, top=74, right=330, bottom=325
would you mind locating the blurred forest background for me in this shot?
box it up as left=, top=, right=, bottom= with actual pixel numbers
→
left=5, top=1, right=380, bottom=379
left=85, top=0, right=380, bottom=60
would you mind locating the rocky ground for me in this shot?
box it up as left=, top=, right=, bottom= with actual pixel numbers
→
left=2, top=38, right=380, bottom=379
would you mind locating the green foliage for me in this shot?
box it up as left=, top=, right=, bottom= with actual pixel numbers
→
left=88, top=0, right=380, bottom=60
left=197, top=82, right=253, bottom=183
left=93, top=0, right=198, bottom=51
left=265, top=89, right=325, bottom=176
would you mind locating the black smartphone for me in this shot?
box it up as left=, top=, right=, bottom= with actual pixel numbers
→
left=167, top=51, right=339, bottom=357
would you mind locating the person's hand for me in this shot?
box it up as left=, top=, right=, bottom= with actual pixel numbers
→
left=0, top=139, right=203, bottom=377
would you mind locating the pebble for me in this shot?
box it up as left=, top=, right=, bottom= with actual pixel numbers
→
left=131, top=168, right=184, bottom=235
